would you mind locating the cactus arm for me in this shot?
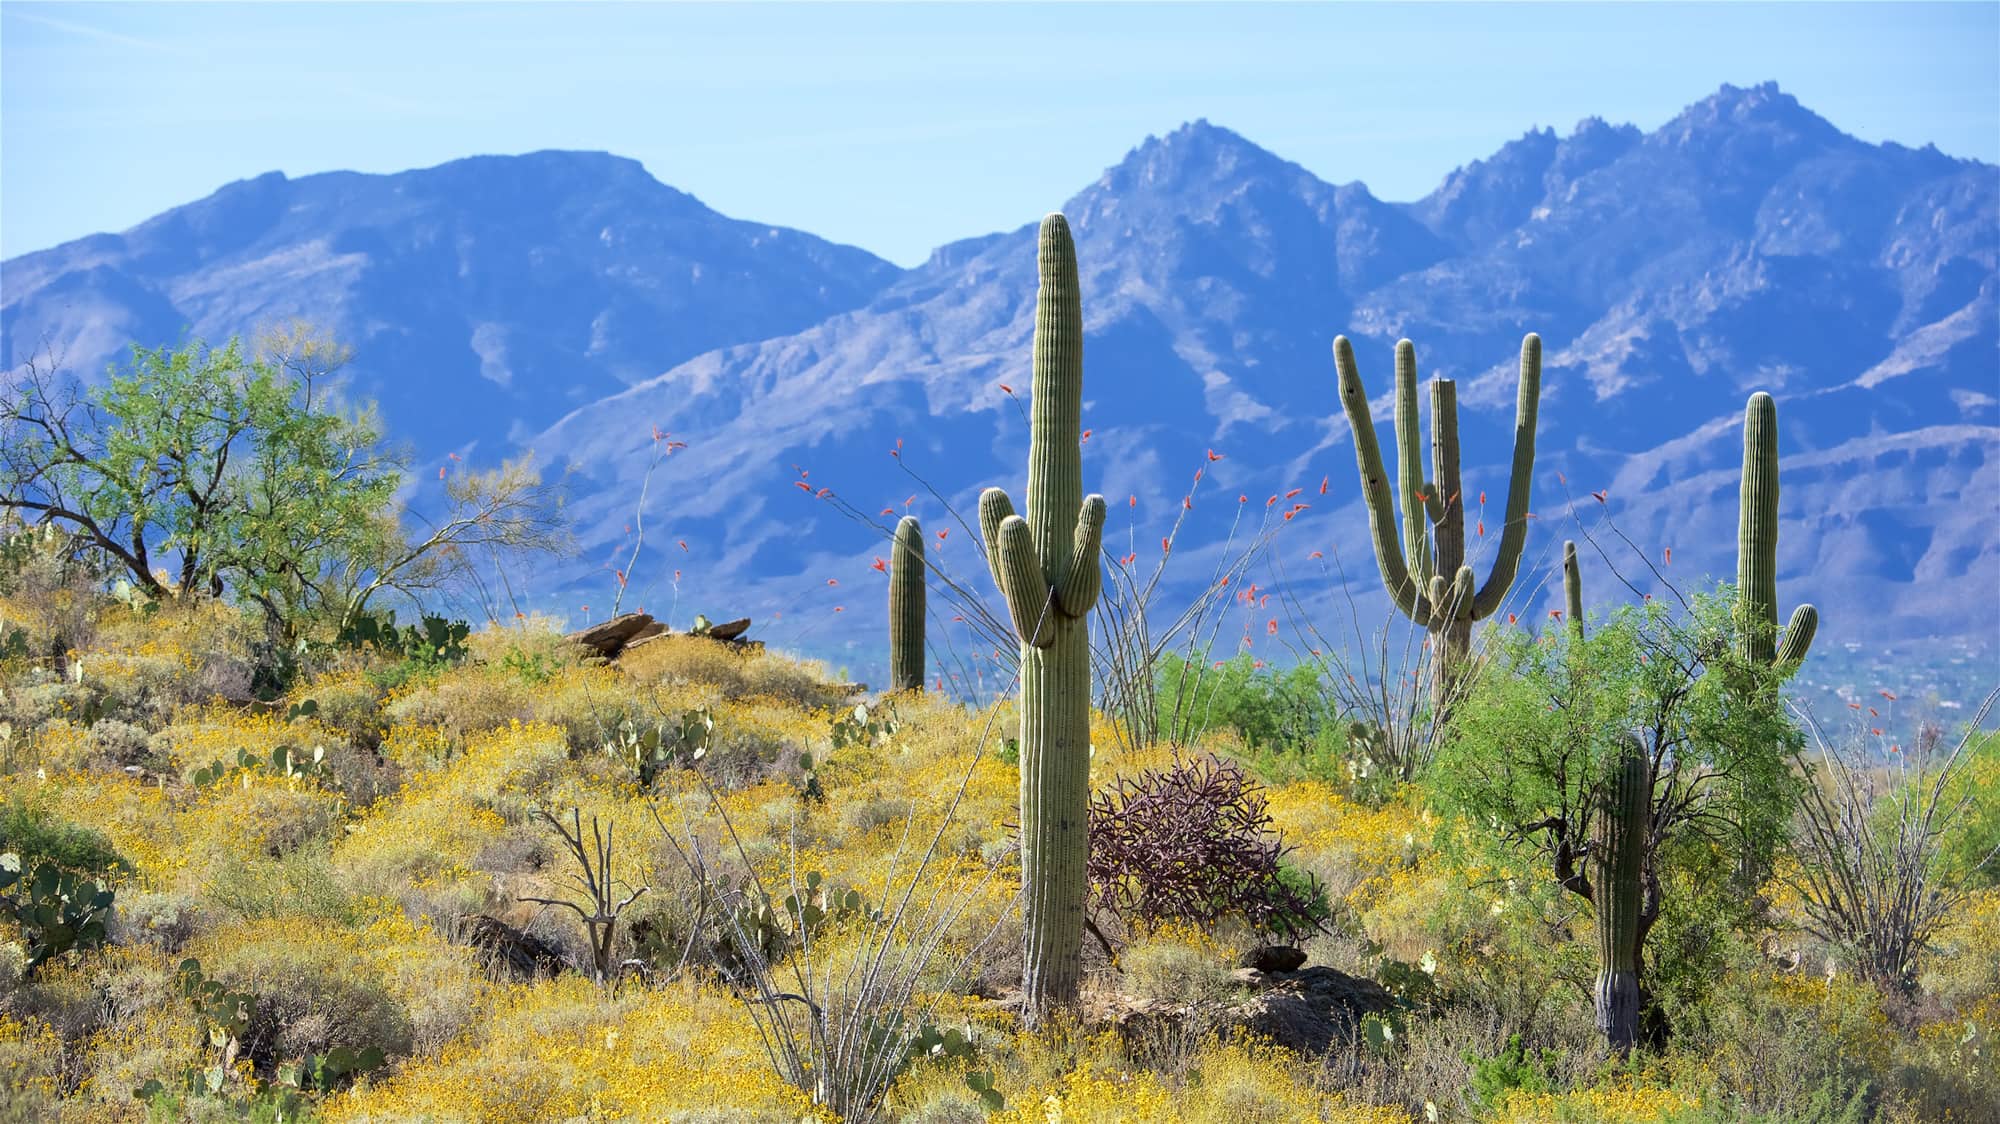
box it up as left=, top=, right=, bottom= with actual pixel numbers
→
left=1393, top=339, right=1436, bottom=587
left=979, top=487, right=1017, bottom=592
left=1436, top=565, right=1474, bottom=627
left=1472, top=333, right=1543, bottom=619
left=889, top=516, right=926, bottom=691
left=994, top=515, right=1053, bottom=648
left=1056, top=494, right=1106, bottom=617
left=1563, top=539, right=1584, bottom=638
left=1334, top=336, right=1432, bottom=627
left=1777, top=603, right=1818, bottom=667
left=1429, top=378, right=1466, bottom=584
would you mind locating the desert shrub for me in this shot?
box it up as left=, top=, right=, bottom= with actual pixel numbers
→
left=0, top=799, right=129, bottom=882
left=379, top=672, right=531, bottom=760
left=204, top=847, right=357, bottom=924
left=1786, top=690, right=2000, bottom=993
left=1152, top=651, right=1339, bottom=755
left=1117, top=926, right=1238, bottom=1008
left=1087, top=753, right=1329, bottom=948
left=82, top=718, right=157, bottom=770
left=290, top=669, right=387, bottom=752
left=192, top=924, right=415, bottom=1075
left=113, top=889, right=207, bottom=953
left=0, top=521, right=110, bottom=664
left=621, top=633, right=847, bottom=709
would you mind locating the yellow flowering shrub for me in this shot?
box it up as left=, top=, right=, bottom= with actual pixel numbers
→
left=324, top=976, right=827, bottom=1123
left=1496, top=1082, right=1700, bottom=1123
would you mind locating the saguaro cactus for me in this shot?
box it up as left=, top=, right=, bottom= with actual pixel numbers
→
left=1736, top=392, right=1818, bottom=668
left=889, top=516, right=926, bottom=692
left=1562, top=539, right=1584, bottom=638
left=979, top=213, right=1106, bottom=1014
left=1335, top=334, right=1542, bottom=708
left=1592, top=734, right=1651, bottom=1053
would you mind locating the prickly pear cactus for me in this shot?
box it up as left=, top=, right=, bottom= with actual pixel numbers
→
left=978, top=213, right=1107, bottom=1015
left=889, top=515, right=926, bottom=692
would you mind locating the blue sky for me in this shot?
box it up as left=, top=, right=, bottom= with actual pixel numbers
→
left=4, top=2, right=1996, bottom=267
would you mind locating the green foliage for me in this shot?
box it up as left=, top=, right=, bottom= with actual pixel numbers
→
left=1936, top=727, right=2000, bottom=889
left=1, top=337, right=399, bottom=614
left=1463, top=1033, right=1559, bottom=1110
left=1431, top=590, right=1802, bottom=1039
left=601, top=706, right=713, bottom=790
left=189, top=743, right=335, bottom=789
left=830, top=701, right=901, bottom=752
left=1153, top=651, right=1338, bottom=755
left=336, top=610, right=471, bottom=666
left=0, top=798, right=130, bottom=881
left=0, top=851, right=116, bottom=974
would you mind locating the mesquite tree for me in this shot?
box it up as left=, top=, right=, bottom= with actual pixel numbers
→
left=1433, top=593, right=1800, bottom=1051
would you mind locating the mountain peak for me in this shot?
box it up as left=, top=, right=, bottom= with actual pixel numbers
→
left=1658, top=80, right=1844, bottom=148
left=1101, top=120, right=1300, bottom=192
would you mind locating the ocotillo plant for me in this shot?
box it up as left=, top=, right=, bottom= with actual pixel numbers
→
left=1334, top=334, right=1542, bottom=710
left=889, top=515, right=925, bottom=692
left=1736, top=392, right=1818, bottom=668
left=1592, top=734, right=1651, bottom=1052
left=979, top=213, right=1106, bottom=1015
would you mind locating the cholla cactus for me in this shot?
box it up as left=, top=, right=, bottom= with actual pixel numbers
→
left=888, top=516, right=925, bottom=692
left=978, top=213, right=1106, bottom=1015
left=1334, top=334, right=1543, bottom=708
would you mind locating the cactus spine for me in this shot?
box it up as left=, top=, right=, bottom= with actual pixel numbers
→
left=1592, top=734, right=1650, bottom=1052
left=1335, top=334, right=1542, bottom=708
left=1737, top=392, right=1818, bottom=668
left=889, top=516, right=926, bottom=692
left=979, top=213, right=1106, bottom=1015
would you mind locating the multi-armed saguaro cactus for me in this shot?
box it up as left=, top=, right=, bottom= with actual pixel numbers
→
left=979, top=213, right=1107, bottom=1014
left=1736, top=392, right=1818, bottom=668
left=1335, top=334, right=1543, bottom=708
left=1592, top=733, right=1651, bottom=1052
left=889, top=515, right=926, bottom=692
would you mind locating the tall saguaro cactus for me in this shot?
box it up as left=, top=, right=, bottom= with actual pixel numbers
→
left=1334, top=334, right=1543, bottom=708
left=1592, top=734, right=1651, bottom=1053
left=1736, top=392, right=1818, bottom=668
left=1733, top=392, right=1818, bottom=892
left=889, top=516, right=925, bottom=692
left=979, top=213, right=1107, bottom=1014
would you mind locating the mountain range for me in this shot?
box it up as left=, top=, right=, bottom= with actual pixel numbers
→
left=4, top=81, right=1995, bottom=701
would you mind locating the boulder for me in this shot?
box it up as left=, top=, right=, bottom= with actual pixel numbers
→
left=566, top=613, right=658, bottom=659
left=1231, top=966, right=1397, bottom=1053
left=706, top=617, right=752, bottom=642
left=1237, top=945, right=1308, bottom=973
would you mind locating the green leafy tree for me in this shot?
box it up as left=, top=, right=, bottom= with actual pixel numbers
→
left=1431, top=591, right=1801, bottom=1046
left=1, top=326, right=568, bottom=638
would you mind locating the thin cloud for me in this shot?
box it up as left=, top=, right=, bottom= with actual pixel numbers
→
left=7, top=8, right=187, bottom=55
